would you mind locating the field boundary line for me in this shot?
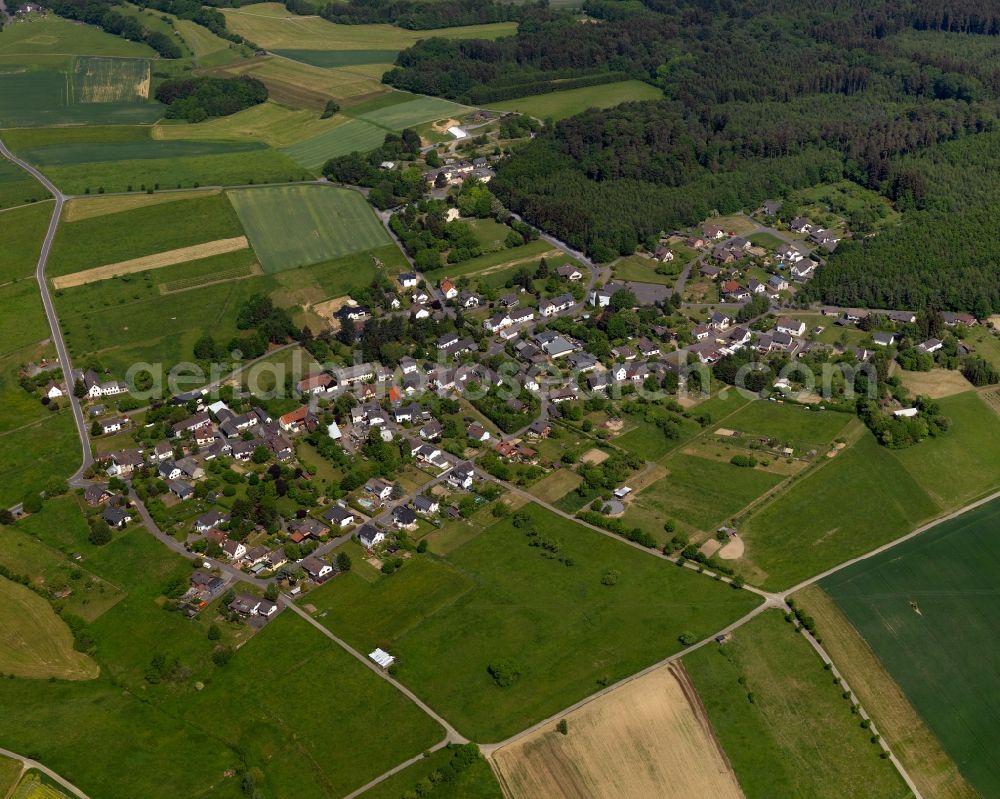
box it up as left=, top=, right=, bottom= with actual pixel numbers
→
left=159, top=261, right=262, bottom=294
left=51, top=236, right=250, bottom=288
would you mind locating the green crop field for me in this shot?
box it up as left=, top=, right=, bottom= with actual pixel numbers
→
left=228, top=184, right=391, bottom=272
left=685, top=612, right=913, bottom=799
left=356, top=95, right=470, bottom=129
left=16, top=138, right=268, bottom=167
left=822, top=496, right=1000, bottom=798
left=0, top=279, right=49, bottom=353
left=0, top=63, right=163, bottom=127
left=625, top=453, right=784, bottom=536
left=725, top=401, right=854, bottom=452
left=0, top=576, right=98, bottom=681
left=489, top=79, right=664, bottom=121
left=741, top=434, right=939, bottom=590
left=271, top=47, right=398, bottom=68
left=304, top=503, right=760, bottom=742
left=281, top=117, right=388, bottom=169
left=72, top=56, right=149, bottom=103
left=48, top=192, right=245, bottom=277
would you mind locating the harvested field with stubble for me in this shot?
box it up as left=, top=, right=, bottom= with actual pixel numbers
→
left=491, top=662, right=744, bottom=799
left=51, top=236, right=250, bottom=288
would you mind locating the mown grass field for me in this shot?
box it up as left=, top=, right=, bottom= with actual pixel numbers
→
left=741, top=433, right=939, bottom=590
left=304, top=503, right=760, bottom=742
left=685, top=611, right=913, bottom=799
left=49, top=192, right=245, bottom=277
left=281, top=117, right=387, bottom=169
left=61, top=187, right=220, bottom=222
left=0, top=576, right=98, bottom=681
left=822, top=495, right=1000, bottom=798
left=356, top=94, right=469, bottom=129
left=0, top=279, right=50, bottom=353
left=153, top=101, right=344, bottom=148
left=221, top=4, right=517, bottom=50
left=489, top=79, right=664, bottom=121
left=207, top=53, right=389, bottom=111
left=228, top=184, right=391, bottom=272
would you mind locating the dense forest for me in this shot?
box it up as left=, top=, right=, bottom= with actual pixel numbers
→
left=155, top=76, right=267, bottom=121
left=384, top=0, right=1000, bottom=311
left=283, top=0, right=534, bottom=29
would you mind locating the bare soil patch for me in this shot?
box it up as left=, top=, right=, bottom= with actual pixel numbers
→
left=579, top=447, right=609, bottom=465
left=491, top=662, right=744, bottom=799
left=52, top=237, right=250, bottom=288
left=718, top=536, right=745, bottom=560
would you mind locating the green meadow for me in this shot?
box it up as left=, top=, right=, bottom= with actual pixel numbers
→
left=304, top=503, right=760, bottom=742
left=0, top=525, right=443, bottom=799
left=741, top=434, right=939, bottom=590
left=489, top=79, right=664, bottom=121
left=0, top=158, right=50, bottom=209
left=822, top=495, right=1000, bottom=798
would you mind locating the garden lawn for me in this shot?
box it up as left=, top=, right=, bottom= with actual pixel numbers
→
left=228, top=184, right=391, bottom=272
left=611, top=254, right=680, bottom=285
left=685, top=612, right=913, bottom=799
left=822, top=495, right=1000, bottom=799
left=741, top=433, right=939, bottom=590
left=306, top=503, right=760, bottom=741
left=489, top=80, right=663, bottom=121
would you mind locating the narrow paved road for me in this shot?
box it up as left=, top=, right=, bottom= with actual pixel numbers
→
left=0, top=747, right=93, bottom=799
left=0, top=136, right=91, bottom=484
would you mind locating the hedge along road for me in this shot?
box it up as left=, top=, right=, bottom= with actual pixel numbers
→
left=0, top=135, right=92, bottom=487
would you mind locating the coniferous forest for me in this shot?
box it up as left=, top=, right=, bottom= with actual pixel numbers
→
left=385, top=0, right=1000, bottom=313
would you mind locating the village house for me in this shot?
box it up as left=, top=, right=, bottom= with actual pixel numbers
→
left=357, top=524, right=386, bottom=550
left=439, top=278, right=458, bottom=299
left=323, top=504, right=356, bottom=529
left=302, top=557, right=333, bottom=582
left=413, top=494, right=439, bottom=515
left=775, top=317, right=807, bottom=337
left=222, top=539, right=246, bottom=561
left=539, top=293, right=575, bottom=317
left=557, top=264, right=583, bottom=281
